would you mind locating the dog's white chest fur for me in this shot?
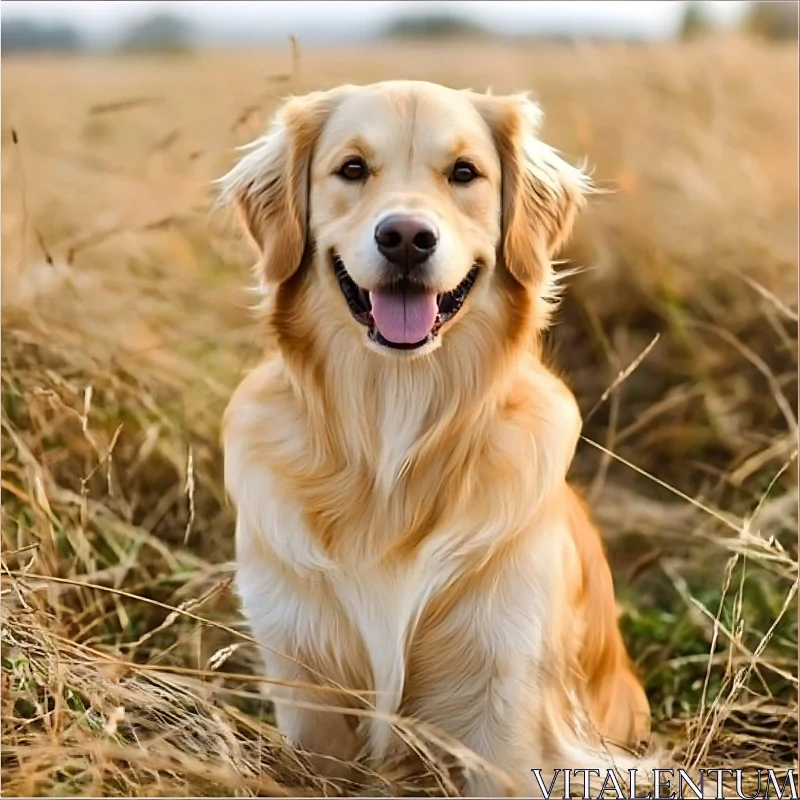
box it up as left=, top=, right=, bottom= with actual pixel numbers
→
left=232, top=454, right=543, bottom=740
left=234, top=491, right=555, bottom=762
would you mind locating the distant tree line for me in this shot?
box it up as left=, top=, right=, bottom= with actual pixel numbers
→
left=383, top=13, right=490, bottom=41
left=1, top=18, right=82, bottom=53
left=1, top=2, right=797, bottom=56
left=1, top=12, right=193, bottom=55
left=743, top=0, right=799, bottom=40
left=116, top=13, right=193, bottom=53
left=389, top=4, right=799, bottom=43
left=680, top=0, right=798, bottom=40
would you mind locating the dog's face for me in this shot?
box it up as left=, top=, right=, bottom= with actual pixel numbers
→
left=221, top=81, right=590, bottom=359
left=311, top=84, right=501, bottom=353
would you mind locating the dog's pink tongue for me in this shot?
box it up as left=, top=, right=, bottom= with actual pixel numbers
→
left=370, top=288, right=438, bottom=344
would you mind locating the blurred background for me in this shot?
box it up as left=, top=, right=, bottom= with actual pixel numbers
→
left=2, top=1, right=798, bottom=796
left=2, top=0, right=799, bottom=51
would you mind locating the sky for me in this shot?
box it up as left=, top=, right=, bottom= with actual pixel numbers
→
left=1, top=1, right=752, bottom=45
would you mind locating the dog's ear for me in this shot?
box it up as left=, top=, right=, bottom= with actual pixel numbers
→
left=218, top=89, right=343, bottom=285
left=471, top=92, right=592, bottom=287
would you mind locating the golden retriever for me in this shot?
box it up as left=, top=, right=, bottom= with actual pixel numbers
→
left=219, top=80, right=653, bottom=796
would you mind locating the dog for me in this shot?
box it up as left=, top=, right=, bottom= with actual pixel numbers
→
left=219, top=80, right=653, bottom=796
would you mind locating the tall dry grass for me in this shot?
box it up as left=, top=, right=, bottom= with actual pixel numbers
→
left=1, top=38, right=798, bottom=796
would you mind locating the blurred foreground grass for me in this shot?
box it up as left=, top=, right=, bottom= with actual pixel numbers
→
left=1, top=38, right=798, bottom=796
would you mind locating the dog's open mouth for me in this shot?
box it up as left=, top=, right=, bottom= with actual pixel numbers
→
left=332, top=252, right=480, bottom=351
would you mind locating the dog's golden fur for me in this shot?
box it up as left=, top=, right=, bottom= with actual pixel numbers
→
left=219, top=80, right=652, bottom=796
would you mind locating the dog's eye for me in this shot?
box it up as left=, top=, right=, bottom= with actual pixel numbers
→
left=338, top=157, right=367, bottom=182
left=450, top=160, right=479, bottom=184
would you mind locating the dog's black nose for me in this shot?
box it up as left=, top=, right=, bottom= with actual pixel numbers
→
left=375, top=214, right=439, bottom=268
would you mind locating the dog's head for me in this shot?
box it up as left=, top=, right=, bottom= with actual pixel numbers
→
left=220, top=81, right=590, bottom=360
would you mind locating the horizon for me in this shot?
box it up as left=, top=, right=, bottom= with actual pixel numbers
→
left=1, top=1, right=752, bottom=45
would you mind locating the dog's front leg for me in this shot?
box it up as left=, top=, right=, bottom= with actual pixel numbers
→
left=235, top=543, right=362, bottom=780
left=412, top=606, right=550, bottom=796
left=260, top=650, right=361, bottom=781
left=454, top=665, right=548, bottom=799
left=420, top=555, right=562, bottom=798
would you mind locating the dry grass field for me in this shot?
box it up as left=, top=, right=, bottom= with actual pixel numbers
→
left=1, top=37, right=798, bottom=796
